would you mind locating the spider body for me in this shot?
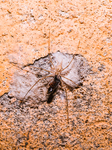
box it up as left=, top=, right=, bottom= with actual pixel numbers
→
left=19, top=50, right=90, bottom=124
left=20, top=28, right=90, bottom=123
left=47, top=75, right=61, bottom=103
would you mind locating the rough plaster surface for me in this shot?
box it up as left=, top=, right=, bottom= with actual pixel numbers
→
left=0, top=0, right=112, bottom=149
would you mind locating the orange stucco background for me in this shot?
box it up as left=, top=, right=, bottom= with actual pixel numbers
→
left=0, top=0, right=111, bottom=149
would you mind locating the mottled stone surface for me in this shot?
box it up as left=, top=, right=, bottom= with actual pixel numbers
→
left=0, top=0, right=111, bottom=149
left=9, top=52, right=90, bottom=102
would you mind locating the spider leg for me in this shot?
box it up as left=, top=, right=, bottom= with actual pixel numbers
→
left=10, top=63, right=54, bottom=75
left=22, top=29, right=54, bottom=75
left=20, top=83, right=49, bottom=107
left=61, top=75, right=86, bottom=93
left=61, top=55, right=74, bottom=72
left=23, top=63, right=53, bottom=73
left=23, top=75, right=53, bottom=100
left=48, top=27, right=54, bottom=69
left=65, top=87, right=69, bottom=124
left=60, top=79, right=69, bottom=124
left=60, top=60, right=63, bottom=70
left=60, top=75, right=86, bottom=124
left=20, top=75, right=53, bottom=108
left=31, top=67, right=54, bottom=73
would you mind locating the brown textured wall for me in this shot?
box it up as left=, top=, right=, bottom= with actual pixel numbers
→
left=0, top=0, right=111, bottom=149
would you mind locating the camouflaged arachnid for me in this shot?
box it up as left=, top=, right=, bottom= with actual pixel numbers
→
left=9, top=51, right=90, bottom=123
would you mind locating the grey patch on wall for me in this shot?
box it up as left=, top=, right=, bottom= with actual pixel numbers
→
left=8, top=51, right=91, bottom=107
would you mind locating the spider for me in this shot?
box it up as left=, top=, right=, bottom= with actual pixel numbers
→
left=21, top=29, right=88, bottom=124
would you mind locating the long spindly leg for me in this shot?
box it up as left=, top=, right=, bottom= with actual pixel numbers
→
left=11, top=59, right=54, bottom=76
left=60, top=55, right=74, bottom=72
left=30, top=66, right=54, bottom=74
left=22, top=29, right=54, bottom=74
left=23, top=75, right=53, bottom=100
left=10, top=63, right=54, bottom=75
left=48, top=27, right=54, bottom=69
left=65, top=87, right=69, bottom=124
left=20, top=83, right=49, bottom=107
left=48, top=27, right=51, bottom=55
left=22, top=61, right=54, bottom=74
left=61, top=75, right=86, bottom=93
left=60, top=76, right=85, bottom=124
left=60, top=79, right=69, bottom=124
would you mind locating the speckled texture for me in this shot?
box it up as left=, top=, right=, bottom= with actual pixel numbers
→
left=9, top=52, right=90, bottom=101
left=0, top=0, right=112, bottom=149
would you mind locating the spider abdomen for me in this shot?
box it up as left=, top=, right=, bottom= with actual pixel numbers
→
left=47, top=75, right=60, bottom=103
left=48, top=75, right=60, bottom=95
